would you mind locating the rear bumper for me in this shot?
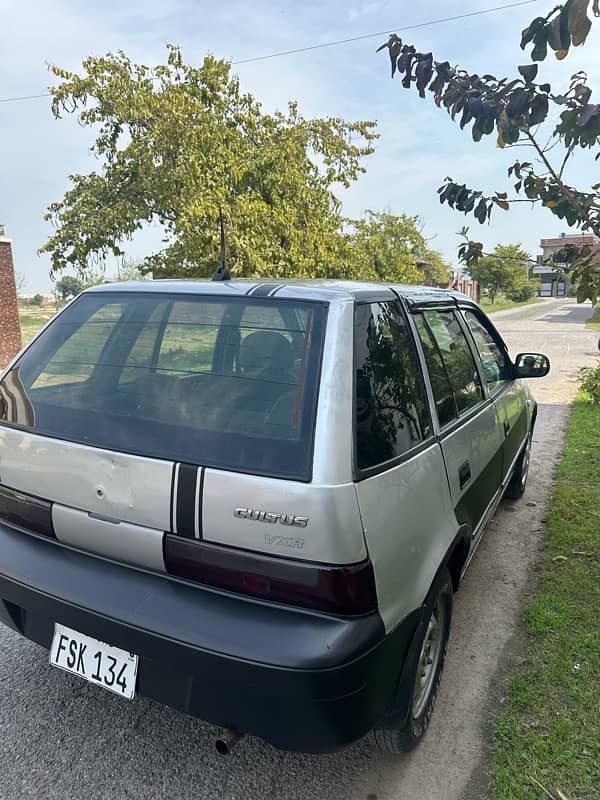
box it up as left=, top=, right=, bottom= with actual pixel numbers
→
left=0, top=522, right=418, bottom=752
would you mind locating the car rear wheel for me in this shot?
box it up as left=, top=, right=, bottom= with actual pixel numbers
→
left=504, top=431, right=532, bottom=500
left=371, top=569, right=453, bottom=754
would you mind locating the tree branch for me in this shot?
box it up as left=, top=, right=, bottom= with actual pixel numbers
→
left=558, top=144, right=575, bottom=180
left=525, top=131, right=587, bottom=218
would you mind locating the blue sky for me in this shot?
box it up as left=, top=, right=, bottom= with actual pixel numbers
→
left=1, top=0, right=599, bottom=291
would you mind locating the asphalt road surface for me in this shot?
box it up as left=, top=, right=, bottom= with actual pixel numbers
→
left=0, top=298, right=597, bottom=800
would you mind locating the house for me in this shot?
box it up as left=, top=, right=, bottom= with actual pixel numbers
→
left=533, top=232, right=600, bottom=297
left=0, top=225, right=22, bottom=369
left=436, top=272, right=480, bottom=302
left=19, top=293, right=56, bottom=306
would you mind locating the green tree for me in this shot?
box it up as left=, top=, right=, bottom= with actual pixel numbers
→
left=416, top=249, right=452, bottom=286
left=31, top=294, right=44, bottom=307
left=345, top=211, right=451, bottom=284
left=55, top=275, right=83, bottom=299
left=377, top=0, right=600, bottom=303
left=467, top=243, right=531, bottom=303
left=112, top=258, right=146, bottom=282
left=41, top=47, right=377, bottom=280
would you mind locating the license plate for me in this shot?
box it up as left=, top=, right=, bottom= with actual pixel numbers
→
left=50, top=624, right=138, bottom=700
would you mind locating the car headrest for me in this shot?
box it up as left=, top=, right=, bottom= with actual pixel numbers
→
left=240, top=331, right=294, bottom=376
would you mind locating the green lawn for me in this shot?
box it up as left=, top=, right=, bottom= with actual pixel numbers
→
left=480, top=295, right=543, bottom=314
left=584, top=305, right=600, bottom=331
left=18, top=305, right=60, bottom=344
left=492, top=397, right=600, bottom=800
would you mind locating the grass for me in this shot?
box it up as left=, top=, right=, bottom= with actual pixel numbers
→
left=492, top=397, right=600, bottom=800
left=18, top=305, right=60, bottom=344
left=584, top=305, right=600, bottom=332
left=480, top=295, right=543, bottom=314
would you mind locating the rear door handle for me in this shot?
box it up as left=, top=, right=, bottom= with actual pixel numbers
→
left=458, top=460, right=471, bottom=489
left=503, top=420, right=511, bottom=437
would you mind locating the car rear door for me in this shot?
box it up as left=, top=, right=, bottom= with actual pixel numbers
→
left=460, top=307, right=530, bottom=481
left=352, top=300, right=458, bottom=630
left=412, top=307, right=504, bottom=537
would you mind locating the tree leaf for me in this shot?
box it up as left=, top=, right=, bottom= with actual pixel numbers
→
left=521, top=17, right=545, bottom=49
left=474, top=198, right=488, bottom=223
left=494, top=198, right=510, bottom=210
left=577, top=102, right=600, bottom=126
left=577, top=284, right=589, bottom=302
left=547, top=15, right=563, bottom=50
left=531, top=31, right=549, bottom=61
left=389, top=40, right=402, bottom=77
left=555, top=48, right=569, bottom=60
left=568, top=0, right=593, bottom=46
left=518, top=64, right=538, bottom=83
left=529, top=93, right=549, bottom=125
left=415, top=53, right=434, bottom=96
left=559, top=5, right=572, bottom=49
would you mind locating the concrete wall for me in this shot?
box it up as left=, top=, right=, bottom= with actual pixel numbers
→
left=0, top=234, right=22, bottom=370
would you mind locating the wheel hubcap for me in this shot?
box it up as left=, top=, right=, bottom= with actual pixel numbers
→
left=412, top=597, right=446, bottom=719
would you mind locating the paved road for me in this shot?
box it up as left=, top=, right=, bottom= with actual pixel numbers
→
left=0, top=298, right=597, bottom=800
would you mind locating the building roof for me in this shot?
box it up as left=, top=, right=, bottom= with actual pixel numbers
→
left=540, top=233, right=600, bottom=248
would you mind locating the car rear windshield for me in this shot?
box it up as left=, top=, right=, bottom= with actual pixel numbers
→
left=0, top=292, right=326, bottom=480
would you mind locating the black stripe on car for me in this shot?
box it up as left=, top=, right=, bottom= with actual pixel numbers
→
left=248, top=283, right=284, bottom=297
left=246, top=283, right=266, bottom=296
left=0, top=485, right=56, bottom=539
left=175, top=464, right=204, bottom=539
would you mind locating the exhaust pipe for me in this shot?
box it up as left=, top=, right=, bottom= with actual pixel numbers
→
left=215, top=727, right=243, bottom=755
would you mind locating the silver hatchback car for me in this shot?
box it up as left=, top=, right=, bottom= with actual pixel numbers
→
left=0, top=280, right=549, bottom=754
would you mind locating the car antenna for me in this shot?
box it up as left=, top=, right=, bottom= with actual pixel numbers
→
left=211, top=206, right=231, bottom=281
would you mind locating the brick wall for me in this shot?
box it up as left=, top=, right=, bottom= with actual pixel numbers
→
left=0, top=233, right=22, bottom=370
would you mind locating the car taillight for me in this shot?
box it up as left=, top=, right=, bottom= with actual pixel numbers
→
left=164, top=535, right=378, bottom=615
left=0, top=486, right=56, bottom=539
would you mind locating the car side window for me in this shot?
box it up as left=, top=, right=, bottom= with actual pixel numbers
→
left=413, top=314, right=458, bottom=427
left=354, top=301, right=431, bottom=472
left=462, top=310, right=511, bottom=393
left=421, top=310, right=484, bottom=417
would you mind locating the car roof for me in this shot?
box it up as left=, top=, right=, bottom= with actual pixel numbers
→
left=86, top=278, right=472, bottom=306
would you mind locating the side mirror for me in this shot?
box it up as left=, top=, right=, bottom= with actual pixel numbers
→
left=514, top=352, right=550, bottom=379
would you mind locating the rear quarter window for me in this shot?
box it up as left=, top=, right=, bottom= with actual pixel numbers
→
left=354, top=301, right=431, bottom=473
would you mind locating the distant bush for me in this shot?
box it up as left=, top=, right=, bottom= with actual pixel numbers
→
left=579, top=363, right=600, bottom=404
left=31, top=294, right=44, bottom=307
left=507, top=283, right=539, bottom=303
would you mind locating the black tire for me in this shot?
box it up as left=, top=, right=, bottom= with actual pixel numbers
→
left=371, top=569, right=453, bottom=754
left=504, top=430, right=532, bottom=500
